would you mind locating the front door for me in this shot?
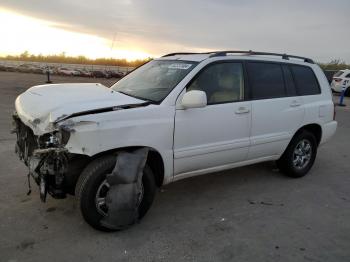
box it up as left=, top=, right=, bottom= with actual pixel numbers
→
left=173, top=62, right=251, bottom=177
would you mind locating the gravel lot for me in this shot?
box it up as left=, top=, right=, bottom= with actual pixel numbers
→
left=0, top=71, right=349, bottom=262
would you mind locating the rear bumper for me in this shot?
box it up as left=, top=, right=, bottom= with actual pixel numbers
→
left=331, top=84, right=347, bottom=93
left=320, top=121, right=337, bottom=145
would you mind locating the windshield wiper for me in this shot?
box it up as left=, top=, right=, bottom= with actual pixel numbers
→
left=116, top=91, right=158, bottom=104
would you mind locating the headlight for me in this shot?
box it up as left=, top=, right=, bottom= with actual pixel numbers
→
left=43, top=130, right=70, bottom=147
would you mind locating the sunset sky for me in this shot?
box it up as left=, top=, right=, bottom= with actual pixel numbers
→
left=0, top=0, right=349, bottom=62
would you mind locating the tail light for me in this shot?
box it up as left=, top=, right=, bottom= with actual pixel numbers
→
left=333, top=78, right=342, bottom=82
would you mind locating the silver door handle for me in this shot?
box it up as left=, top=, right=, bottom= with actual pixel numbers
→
left=235, top=107, right=250, bottom=114
left=290, top=101, right=301, bottom=107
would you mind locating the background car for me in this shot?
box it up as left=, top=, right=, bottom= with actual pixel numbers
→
left=331, top=69, right=350, bottom=96
left=76, top=69, right=92, bottom=77
left=105, top=70, right=124, bottom=78
left=17, top=64, right=42, bottom=74
left=57, top=67, right=81, bottom=76
left=91, top=70, right=106, bottom=78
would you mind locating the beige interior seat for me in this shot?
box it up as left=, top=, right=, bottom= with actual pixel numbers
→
left=209, top=74, right=242, bottom=103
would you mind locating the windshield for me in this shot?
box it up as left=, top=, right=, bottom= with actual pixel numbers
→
left=111, top=60, right=198, bottom=103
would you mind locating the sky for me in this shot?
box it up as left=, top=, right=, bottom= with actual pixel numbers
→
left=0, top=0, right=349, bottom=62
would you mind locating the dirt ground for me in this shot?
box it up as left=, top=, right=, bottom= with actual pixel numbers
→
left=0, top=71, right=349, bottom=262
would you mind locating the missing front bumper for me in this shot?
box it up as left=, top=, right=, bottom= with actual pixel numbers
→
left=13, top=113, right=69, bottom=201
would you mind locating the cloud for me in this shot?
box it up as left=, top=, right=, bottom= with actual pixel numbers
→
left=1, top=0, right=349, bottom=62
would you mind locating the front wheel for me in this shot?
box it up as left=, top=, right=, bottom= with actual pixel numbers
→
left=277, top=130, right=318, bottom=178
left=75, top=155, right=156, bottom=231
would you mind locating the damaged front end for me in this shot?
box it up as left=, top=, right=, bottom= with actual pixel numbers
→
left=12, top=112, right=71, bottom=201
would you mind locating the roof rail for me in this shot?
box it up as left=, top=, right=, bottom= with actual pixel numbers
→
left=209, top=50, right=314, bottom=63
left=162, top=52, right=209, bottom=57
left=161, top=50, right=314, bottom=64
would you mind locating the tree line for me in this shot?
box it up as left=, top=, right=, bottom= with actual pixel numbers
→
left=0, top=51, right=151, bottom=67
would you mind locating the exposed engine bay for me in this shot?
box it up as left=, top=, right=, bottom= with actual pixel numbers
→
left=12, top=112, right=71, bottom=201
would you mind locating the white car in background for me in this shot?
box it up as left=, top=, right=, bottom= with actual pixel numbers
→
left=57, top=67, right=81, bottom=76
left=331, top=69, right=350, bottom=95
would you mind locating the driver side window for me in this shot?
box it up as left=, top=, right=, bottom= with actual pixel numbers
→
left=187, top=62, right=244, bottom=104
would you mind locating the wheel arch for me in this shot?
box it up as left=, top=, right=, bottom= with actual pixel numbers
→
left=295, top=123, right=322, bottom=146
left=279, top=123, right=322, bottom=159
left=66, top=146, right=165, bottom=195
left=91, top=146, right=165, bottom=188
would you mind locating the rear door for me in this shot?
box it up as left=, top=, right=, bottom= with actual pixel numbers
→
left=246, top=61, right=305, bottom=160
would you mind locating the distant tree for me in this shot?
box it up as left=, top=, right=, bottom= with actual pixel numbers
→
left=319, top=59, right=349, bottom=71
left=20, top=51, right=29, bottom=59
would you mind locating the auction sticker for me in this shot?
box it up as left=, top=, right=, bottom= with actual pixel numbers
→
left=168, top=63, right=192, bottom=70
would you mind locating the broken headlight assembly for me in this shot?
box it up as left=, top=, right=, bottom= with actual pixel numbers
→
left=42, top=128, right=71, bottom=148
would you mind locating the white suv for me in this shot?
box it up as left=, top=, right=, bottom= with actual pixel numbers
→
left=13, top=51, right=337, bottom=230
left=331, top=69, right=350, bottom=95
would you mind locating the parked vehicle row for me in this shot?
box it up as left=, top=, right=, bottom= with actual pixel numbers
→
left=0, top=62, right=126, bottom=78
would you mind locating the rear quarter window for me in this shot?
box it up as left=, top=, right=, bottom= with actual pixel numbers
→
left=290, top=65, right=321, bottom=95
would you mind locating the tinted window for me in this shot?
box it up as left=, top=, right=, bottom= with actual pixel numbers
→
left=247, top=62, right=285, bottom=99
left=282, top=65, right=297, bottom=96
left=187, top=62, right=244, bottom=104
left=345, top=73, right=350, bottom=78
left=291, top=65, right=320, bottom=95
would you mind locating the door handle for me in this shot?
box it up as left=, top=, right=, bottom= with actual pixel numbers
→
left=235, top=107, right=250, bottom=114
left=290, top=101, right=301, bottom=107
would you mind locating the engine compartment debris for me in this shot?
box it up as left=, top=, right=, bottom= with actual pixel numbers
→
left=12, top=112, right=69, bottom=201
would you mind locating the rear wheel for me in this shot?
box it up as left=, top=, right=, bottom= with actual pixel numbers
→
left=277, top=130, right=317, bottom=178
left=75, top=155, right=156, bottom=231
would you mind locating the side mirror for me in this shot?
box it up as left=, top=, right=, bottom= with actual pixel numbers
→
left=181, top=90, right=207, bottom=109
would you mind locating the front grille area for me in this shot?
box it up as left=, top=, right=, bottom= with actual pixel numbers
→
left=12, top=113, right=71, bottom=200
left=13, top=114, right=39, bottom=165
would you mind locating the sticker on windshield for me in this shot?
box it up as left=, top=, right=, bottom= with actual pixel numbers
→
left=168, top=63, right=192, bottom=70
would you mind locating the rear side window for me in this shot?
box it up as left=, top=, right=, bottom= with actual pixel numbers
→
left=247, top=62, right=285, bottom=99
left=345, top=73, right=350, bottom=78
left=291, top=65, right=320, bottom=95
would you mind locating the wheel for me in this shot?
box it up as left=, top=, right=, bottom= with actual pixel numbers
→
left=75, top=155, right=156, bottom=231
left=277, top=130, right=317, bottom=178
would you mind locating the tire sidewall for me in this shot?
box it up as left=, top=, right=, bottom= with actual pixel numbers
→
left=280, top=131, right=317, bottom=178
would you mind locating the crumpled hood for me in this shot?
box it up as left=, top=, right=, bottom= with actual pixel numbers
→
left=15, top=83, right=145, bottom=135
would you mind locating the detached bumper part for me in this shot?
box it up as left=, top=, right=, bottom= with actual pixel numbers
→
left=101, top=148, right=148, bottom=230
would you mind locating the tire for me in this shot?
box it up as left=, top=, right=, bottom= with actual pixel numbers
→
left=277, top=130, right=317, bottom=178
left=75, top=154, right=156, bottom=231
